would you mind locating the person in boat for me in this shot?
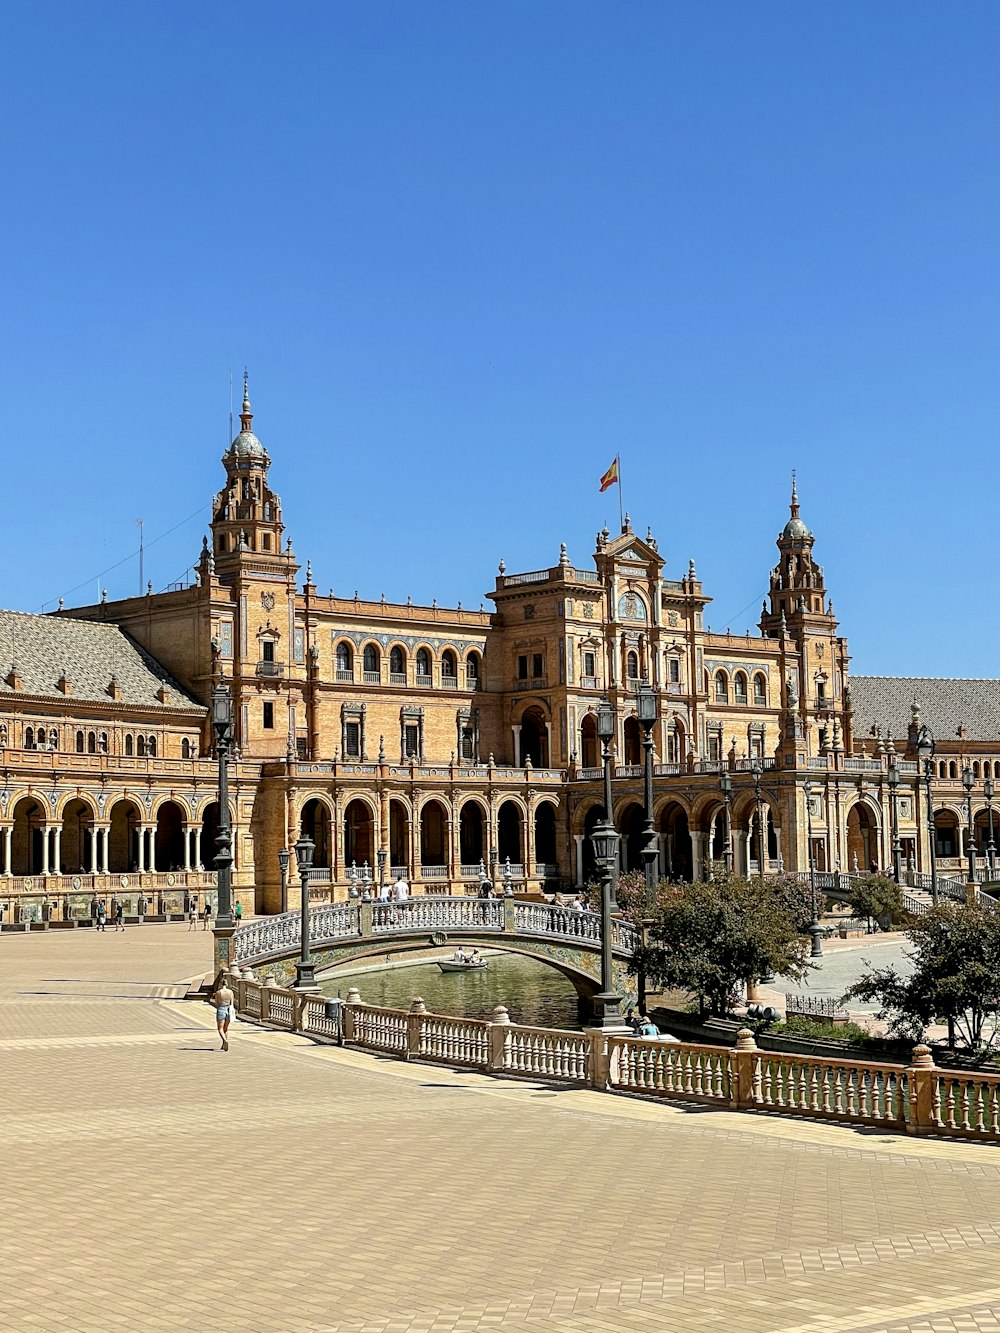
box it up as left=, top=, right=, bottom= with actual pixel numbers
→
left=453, top=948, right=468, bottom=963
left=470, top=949, right=481, bottom=964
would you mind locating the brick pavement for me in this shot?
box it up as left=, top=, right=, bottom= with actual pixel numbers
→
left=5, top=925, right=1000, bottom=1332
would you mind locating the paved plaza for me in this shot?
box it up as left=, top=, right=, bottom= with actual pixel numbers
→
left=6, top=929, right=1000, bottom=1332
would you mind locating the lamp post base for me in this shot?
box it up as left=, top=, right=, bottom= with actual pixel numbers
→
left=592, top=991, right=629, bottom=1029
left=808, top=920, right=824, bottom=958
left=294, top=961, right=319, bottom=991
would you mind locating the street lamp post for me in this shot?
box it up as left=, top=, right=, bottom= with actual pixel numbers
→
left=211, top=682, right=234, bottom=929
left=887, top=760, right=902, bottom=886
left=377, top=846, right=387, bottom=892
left=719, top=770, right=734, bottom=874
left=278, top=847, right=290, bottom=915
left=294, top=831, right=317, bottom=990
left=596, top=699, right=616, bottom=836
left=986, top=774, right=997, bottom=880
left=802, top=780, right=822, bottom=958
left=963, top=764, right=978, bottom=885
left=916, top=726, right=938, bottom=905
left=751, top=760, right=765, bottom=880
left=635, top=683, right=658, bottom=890
left=589, top=818, right=625, bottom=1029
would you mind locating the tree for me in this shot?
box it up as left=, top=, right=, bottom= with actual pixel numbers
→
left=763, top=869, right=827, bottom=932
left=635, top=871, right=812, bottom=1017
left=848, top=873, right=910, bottom=933
left=585, top=868, right=678, bottom=921
left=843, top=902, right=1000, bottom=1052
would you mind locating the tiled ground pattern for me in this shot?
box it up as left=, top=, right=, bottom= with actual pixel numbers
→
left=4, top=926, right=1000, bottom=1332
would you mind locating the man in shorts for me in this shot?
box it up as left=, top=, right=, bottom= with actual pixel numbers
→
left=212, top=980, right=235, bottom=1051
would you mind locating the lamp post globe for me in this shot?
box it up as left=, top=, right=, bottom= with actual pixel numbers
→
left=596, top=699, right=616, bottom=833
left=277, top=847, right=291, bottom=915
left=293, top=832, right=317, bottom=990
left=589, top=817, right=625, bottom=1029
left=211, top=681, right=234, bottom=931
left=635, top=682, right=659, bottom=890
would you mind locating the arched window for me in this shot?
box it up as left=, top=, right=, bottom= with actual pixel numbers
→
left=753, top=673, right=767, bottom=706
left=181, top=738, right=190, bottom=759
left=389, top=646, right=406, bottom=679
left=416, top=648, right=431, bottom=680
left=25, top=726, right=34, bottom=750
left=362, top=643, right=380, bottom=677
left=99, top=732, right=108, bottom=753
left=87, top=731, right=96, bottom=754
left=626, top=650, right=639, bottom=680
left=715, top=671, right=728, bottom=702
left=137, top=735, right=146, bottom=757
left=974, top=762, right=982, bottom=779
left=441, top=649, right=457, bottom=680
left=125, top=734, right=134, bottom=757
left=335, top=642, right=353, bottom=677
left=148, top=736, right=156, bottom=758
left=466, top=651, right=481, bottom=688
left=734, top=672, right=748, bottom=704
left=76, top=730, right=85, bottom=754
left=949, top=761, right=957, bottom=780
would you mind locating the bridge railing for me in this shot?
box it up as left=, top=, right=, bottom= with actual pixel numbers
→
left=231, top=895, right=637, bottom=967
left=224, top=972, right=1000, bottom=1141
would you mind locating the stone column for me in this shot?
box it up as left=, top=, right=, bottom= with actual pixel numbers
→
left=512, top=725, right=521, bottom=768
left=733, top=830, right=749, bottom=877
left=524, top=803, right=536, bottom=880
left=544, top=721, right=552, bottom=769
left=88, top=827, right=97, bottom=874
left=183, top=826, right=191, bottom=872
left=2, top=825, right=11, bottom=876
left=690, top=831, right=705, bottom=882
left=41, top=826, right=50, bottom=876
left=101, top=828, right=110, bottom=875
left=573, top=833, right=584, bottom=887
left=137, top=828, right=145, bottom=874
left=52, top=826, right=62, bottom=877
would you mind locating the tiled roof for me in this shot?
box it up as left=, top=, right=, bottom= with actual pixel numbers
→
left=850, top=676, right=1000, bottom=744
left=0, top=610, right=203, bottom=712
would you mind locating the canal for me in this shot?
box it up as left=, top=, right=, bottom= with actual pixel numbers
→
left=319, top=950, right=584, bottom=1030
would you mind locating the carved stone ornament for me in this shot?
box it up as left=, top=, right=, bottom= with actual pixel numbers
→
left=261, top=591, right=276, bottom=611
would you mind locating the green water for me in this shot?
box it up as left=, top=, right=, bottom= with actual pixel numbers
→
left=319, top=951, right=583, bottom=1030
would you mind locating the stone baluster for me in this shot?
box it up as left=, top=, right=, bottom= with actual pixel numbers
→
left=907, top=1043, right=938, bottom=1135
left=407, top=996, right=426, bottom=1059
left=488, top=1005, right=511, bottom=1071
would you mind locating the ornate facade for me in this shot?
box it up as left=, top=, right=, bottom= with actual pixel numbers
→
left=1, top=381, right=997, bottom=921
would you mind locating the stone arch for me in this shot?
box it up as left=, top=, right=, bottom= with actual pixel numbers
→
left=11, top=794, right=45, bottom=875
left=497, top=798, right=524, bottom=865
left=846, top=798, right=882, bottom=872
left=60, top=795, right=98, bottom=874
left=519, top=705, right=549, bottom=768
left=533, top=800, right=558, bottom=868
left=344, top=797, right=375, bottom=870
left=465, top=649, right=482, bottom=688
left=150, top=793, right=194, bottom=821
left=733, top=671, right=748, bottom=704
left=714, top=669, right=729, bottom=703
left=300, top=798, right=332, bottom=869
left=622, top=716, right=641, bottom=765
left=388, top=643, right=407, bottom=678
left=933, top=807, right=960, bottom=859
left=459, top=799, right=485, bottom=866
left=334, top=638, right=355, bottom=675
left=108, top=798, right=143, bottom=874
left=659, top=800, right=693, bottom=882
left=579, top=712, right=598, bottom=768
left=361, top=641, right=381, bottom=678
left=440, top=646, right=459, bottom=682
left=419, top=797, right=449, bottom=869
left=389, top=797, right=410, bottom=871
left=753, top=672, right=768, bottom=706
left=414, top=645, right=433, bottom=679
left=619, top=801, right=646, bottom=872
left=154, top=800, right=186, bottom=872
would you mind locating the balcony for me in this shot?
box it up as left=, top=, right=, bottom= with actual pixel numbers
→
left=580, top=675, right=599, bottom=690
left=362, top=671, right=381, bottom=685
left=465, top=670, right=480, bottom=690
left=389, top=672, right=407, bottom=686
left=336, top=669, right=354, bottom=683
left=515, top=678, right=548, bottom=691
left=813, top=696, right=832, bottom=713
left=415, top=673, right=433, bottom=688
left=441, top=674, right=459, bottom=689
left=256, top=661, right=285, bottom=678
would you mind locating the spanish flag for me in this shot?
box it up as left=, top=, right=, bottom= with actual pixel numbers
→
left=599, top=457, right=619, bottom=492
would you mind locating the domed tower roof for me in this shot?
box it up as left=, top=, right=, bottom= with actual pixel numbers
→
left=226, top=372, right=268, bottom=462
left=781, top=473, right=812, bottom=540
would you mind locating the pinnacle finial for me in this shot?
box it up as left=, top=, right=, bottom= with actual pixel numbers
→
left=240, top=369, right=253, bottom=431
left=790, top=469, right=799, bottom=518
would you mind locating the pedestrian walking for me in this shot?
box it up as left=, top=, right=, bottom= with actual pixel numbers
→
left=202, top=901, right=213, bottom=930
left=393, top=873, right=409, bottom=903
left=234, top=900, right=243, bottom=922
left=187, top=900, right=198, bottom=931
left=212, top=980, right=235, bottom=1051
left=114, top=901, right=125, bottom=932
left=96, top=900, right=106, bottom=933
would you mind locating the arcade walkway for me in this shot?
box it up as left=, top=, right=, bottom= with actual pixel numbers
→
left=5, top=925, right=1000, bottom=1333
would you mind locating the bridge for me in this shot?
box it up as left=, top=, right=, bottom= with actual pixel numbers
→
left=231, top=896, right=640, bottom=1005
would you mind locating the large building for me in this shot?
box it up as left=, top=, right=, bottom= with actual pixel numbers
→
left=2, top=379, right=998, bottom=921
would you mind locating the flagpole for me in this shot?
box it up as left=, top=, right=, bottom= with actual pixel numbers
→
left=617, top=453, right=624, bottom=531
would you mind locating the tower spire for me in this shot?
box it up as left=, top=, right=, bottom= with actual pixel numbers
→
left=240, top=369, right=253, bottom=432
left=790, top=469, right=799, bottom=520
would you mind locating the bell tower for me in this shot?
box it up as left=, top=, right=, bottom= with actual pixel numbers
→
left=760, top=475, right=832, bottom=633
left=211, top=373, right=286, bottom=573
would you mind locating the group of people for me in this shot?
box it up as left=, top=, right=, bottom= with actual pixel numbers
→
left=378, top=875, right=410, bottom=903
left=451, top=948, right=483, bottom=964
left=625, top=1008, right=660, bottom=1037
left=93, top=899, right=126, bottom=932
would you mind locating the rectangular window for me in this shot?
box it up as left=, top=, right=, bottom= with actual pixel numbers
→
left=345, top=721, right=361, bottom=757
left=262, top=640, right=275, bottom=663
left=669, top=659, right=680, bottom=682
left=461, top=728, right=475, bottom=761
left=262, top=701, right=274, bottom=730
left=517, top=655, right=528, bottom=680
left=404, top=724, right=419, bottom=758
left=584, top=651, right=596, bottom=677
left=708, top=729, right=722, bottom=763
left=262, top=533, right=272, bottom=551
left=532, top=653, right=543, bottom=678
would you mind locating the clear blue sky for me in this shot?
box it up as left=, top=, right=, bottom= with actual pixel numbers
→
left=2, top=3, right=998, bottom=675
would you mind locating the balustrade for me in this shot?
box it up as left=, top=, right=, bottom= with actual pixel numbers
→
left=610, top=1038, right=729, bottom=1104
left=502, top=1025, right=590, bottom=1081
